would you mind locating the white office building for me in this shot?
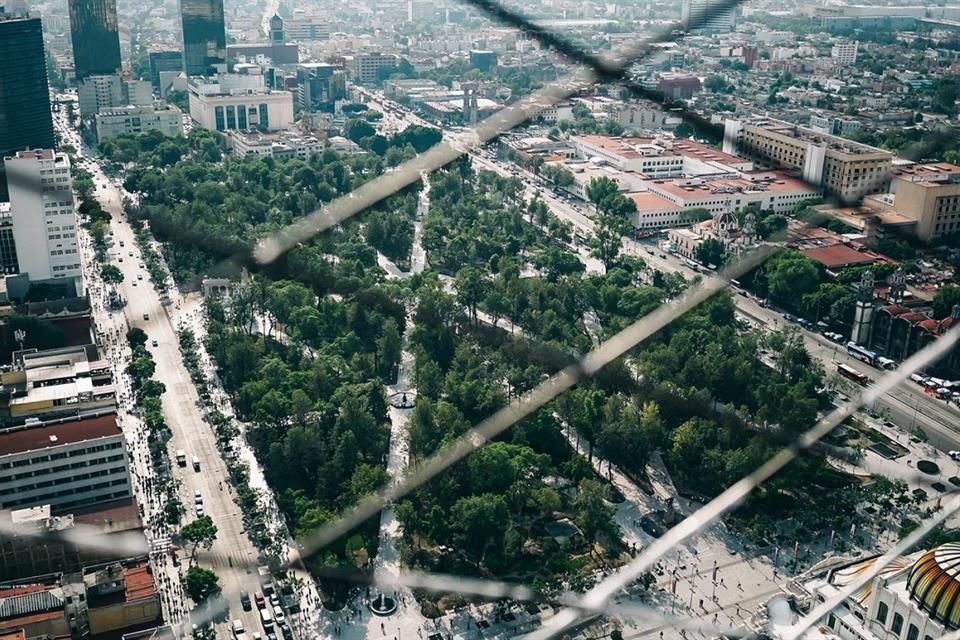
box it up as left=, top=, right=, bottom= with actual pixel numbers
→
left=681, top=0, right=736, bottom=33
left=95, top=105, right=183, bottom=141
left=225, top=129, right=326, bottom=159
left=4, top=149, right=81, bottom=284
left=78, top=76, right=155, bottom=120
left=0, top=412, right=132, bottom=513
left=344, top=52, right=401, bottom=85
left=832, top=41, right=859, bottom=65
left=123, top=79, right=154, bottom=106
left=283, top=16, right=330, bottom=41
left=188, top=74, right=294, bottom=133
left=77, top=74, right=124, bottom=120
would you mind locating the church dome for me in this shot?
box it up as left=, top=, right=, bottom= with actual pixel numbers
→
left=907, top=544, right=960, bottom=629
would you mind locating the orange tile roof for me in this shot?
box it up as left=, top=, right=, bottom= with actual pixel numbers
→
left=0, top=585, right=48, bottom=598
left=0, top=630, right=25, bottom=640
left=124, top=565, right=157, bottom=603
left=627, top=192, right=680, bottom=211
left=0, top=413, right=120, bottom=457
left=802, top=244, right=876, bottom=269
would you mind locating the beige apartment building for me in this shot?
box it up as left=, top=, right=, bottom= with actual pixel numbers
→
left=722, top=117, right=893, bottom=202
left=890, top=163, right=960, bottom=241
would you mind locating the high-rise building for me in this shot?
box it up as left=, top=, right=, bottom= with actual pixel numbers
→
left=270, top=13, right=284, bottom=44
left=181, top=0, right=226, bottom=76
left=831, top=41, right=859, bottom=65
left=68, top=0, right=122, bottom=80
left=77, top=74, right=124, bottom=119
left=282, top=16, right=329, bottom=41
left=0, top=203, right=21, bottom=275
left=681, top=0, right=736, bottom=33
left=0, top=12, right=56, bottom=165
left=78, top=75, right=153, bottom=120
left=297, top=63, right=346, bottom=113
left=343, top=52, right=400, bottom=85
left=469, top=50, right=497, bottom=72
left=148, top=51, right=183, bottom=90
left=4, top=150, right=81, bottom=285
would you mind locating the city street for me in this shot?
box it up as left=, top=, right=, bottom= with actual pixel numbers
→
left=70, top=133, right=266, bottom=637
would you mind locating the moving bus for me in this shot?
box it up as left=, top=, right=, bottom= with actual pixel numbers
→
left=846, top=342, right=878, bottom=367
left=837, top=363, right=870, bottom=386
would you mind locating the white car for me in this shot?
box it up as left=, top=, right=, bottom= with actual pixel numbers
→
left=950, top=451, right=960, bottom=461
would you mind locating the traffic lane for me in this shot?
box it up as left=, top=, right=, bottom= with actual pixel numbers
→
left=98, top=177, right=265, bottom=634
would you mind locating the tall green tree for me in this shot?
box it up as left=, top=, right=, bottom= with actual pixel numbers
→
left=586, top=176, right=620, bottom=214
left=183, top=566, right=221, bottom=603
left=933, top=286, right=960, bottom=319
left=181, top=515, right=218, bottom=564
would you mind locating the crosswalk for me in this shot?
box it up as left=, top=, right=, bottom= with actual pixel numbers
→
left=151, top=536, right=172, bottom=552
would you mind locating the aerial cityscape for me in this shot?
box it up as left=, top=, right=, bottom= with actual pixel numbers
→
left=0, top=0, right=959, bottom=638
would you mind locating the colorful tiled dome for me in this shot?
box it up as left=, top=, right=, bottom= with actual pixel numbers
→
left=907, top=544, right=960, bottom=629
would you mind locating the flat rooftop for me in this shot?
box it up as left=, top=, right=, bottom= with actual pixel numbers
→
left=72, top=497, right=142, bottom=532
left=740, top=118, right=892, bottom=156
left=802, top=243, right=877, bottom=269
left=0, top=412, right=121, bottom=457
left=651, top=172, right=817, bottom=200
left=628, top=192, right=680, bottom=211
left=574, top=135, right=748, bottom=166
left=894, top=162, right=960, bottom=184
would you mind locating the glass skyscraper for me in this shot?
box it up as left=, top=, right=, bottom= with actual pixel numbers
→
left=181, top=0, right=226, bottom=76
left=0, top=13, right=55, bottom=162
left=68, top=0, right=122, bottom=80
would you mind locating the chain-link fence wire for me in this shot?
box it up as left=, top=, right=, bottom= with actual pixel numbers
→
left=5, top=1, right=960, bottom=637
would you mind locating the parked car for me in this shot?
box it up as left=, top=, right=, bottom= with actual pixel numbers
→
left=240, top=591, right=251, bottom=611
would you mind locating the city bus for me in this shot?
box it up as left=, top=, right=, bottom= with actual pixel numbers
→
left=837, top=363, right=870, bottom=386
left=846, top=342, right=878, bottom=367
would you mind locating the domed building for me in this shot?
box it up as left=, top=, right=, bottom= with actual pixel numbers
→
left=805, top=544, right=960, bottom=640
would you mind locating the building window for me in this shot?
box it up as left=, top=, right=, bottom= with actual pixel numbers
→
left=214, top=106, right=225, bottom=131
left=238, top=104, right=247, bottom=129
left=892, top=613, right=904, bottom=635
left=259, top=103, right=269, bottom=129
left=226, top=105, right=236, bottom=129
left=907, top=624, right=919, bottom=640
left=877, top=602, right=889, bottom=624
left=827, top=614, right=837, bottom=629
